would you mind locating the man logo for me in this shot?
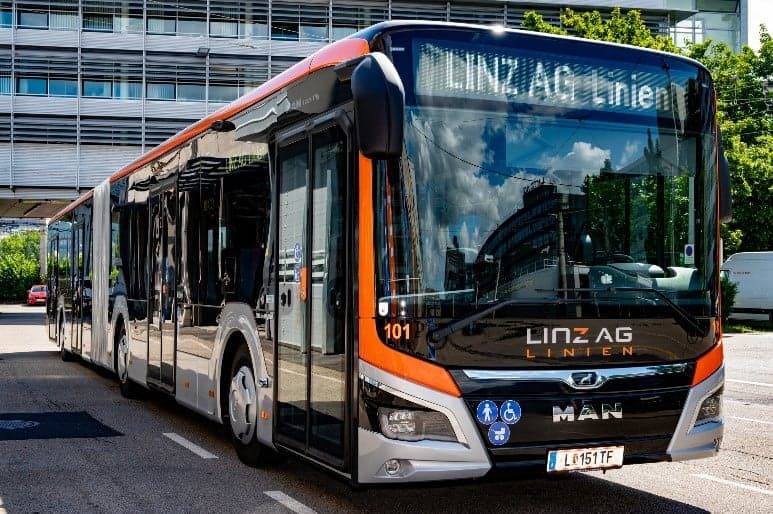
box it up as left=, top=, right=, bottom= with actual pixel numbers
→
left=552, top=403, right=623, bottom=422
left=570, top=371, right=604, bottom=389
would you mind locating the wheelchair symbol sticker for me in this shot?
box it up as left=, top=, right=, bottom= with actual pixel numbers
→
left=500, top=400, right=522, bottom=425
left=488, top=421, right=510, bottom=446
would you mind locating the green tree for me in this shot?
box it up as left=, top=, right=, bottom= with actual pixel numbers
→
left=687, top=31, right=773, bottom=253
left=521, top=7, right=679, bottom=52
left=0, top=230, right=42, bottom=301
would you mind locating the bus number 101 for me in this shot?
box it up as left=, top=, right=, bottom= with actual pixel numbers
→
left=384, top=322, right=411, bottom=342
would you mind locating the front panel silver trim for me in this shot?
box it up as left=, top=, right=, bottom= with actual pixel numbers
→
left=463, top=363, right=689, bottom=390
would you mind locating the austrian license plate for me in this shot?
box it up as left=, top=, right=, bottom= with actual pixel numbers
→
left=546, top=446, right=624, bottom=472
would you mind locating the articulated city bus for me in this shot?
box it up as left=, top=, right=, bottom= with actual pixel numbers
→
left=47, top=21, right=730, bottom=484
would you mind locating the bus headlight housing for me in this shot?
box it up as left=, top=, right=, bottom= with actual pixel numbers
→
left=378, top=407, right=456, bottom=442
left=695, top=389, right=722, bottom=426
left=360, top=375, right=460, bottom=443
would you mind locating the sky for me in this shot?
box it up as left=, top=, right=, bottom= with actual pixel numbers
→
left=747, top=0, right=773, bottom=51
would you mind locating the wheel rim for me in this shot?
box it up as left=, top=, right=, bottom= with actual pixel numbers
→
left=117, top=334, right=129, bottom=382
left=229, top=365, right=257, bottom=444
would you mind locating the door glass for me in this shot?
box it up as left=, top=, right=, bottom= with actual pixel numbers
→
left=148, top=195, right=163, bottom=382
left=161, top=192, right=176, bottom=385
left=276, top=139, right=309, bottom=441
left=309, top=127, right=347, bottom=459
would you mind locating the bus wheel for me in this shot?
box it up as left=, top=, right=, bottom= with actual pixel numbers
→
left=228, top=345, right=263, bottom=466
left=59, top=316, right=72, bottom=362
left=116, top=327, right=136, bottom=398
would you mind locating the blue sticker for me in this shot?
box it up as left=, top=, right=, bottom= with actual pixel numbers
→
left=488, top=421, right=510, bottom=446
left=500, top=400, right=522, bottom=425
left=294, top=242, right=302, bottom=262
left=476, top=400, right=498, bottom=425
left=293, top=264, right=301, bottom=283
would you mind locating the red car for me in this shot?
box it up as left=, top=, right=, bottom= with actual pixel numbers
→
left=27, top=285, right=47, bottom=306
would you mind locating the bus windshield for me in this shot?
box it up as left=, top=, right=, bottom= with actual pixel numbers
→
left=375, top=29, right=719, bottom=365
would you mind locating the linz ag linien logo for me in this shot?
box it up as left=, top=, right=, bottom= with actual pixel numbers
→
left=524, top=326, right=634, bottom=359
left=552, top=403, right=623, bottom=422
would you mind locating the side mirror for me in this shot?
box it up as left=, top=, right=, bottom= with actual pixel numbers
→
left=351, top=52, right=405, bottom=159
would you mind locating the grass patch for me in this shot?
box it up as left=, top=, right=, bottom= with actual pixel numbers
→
left=723, top=320, right=772, bottom=333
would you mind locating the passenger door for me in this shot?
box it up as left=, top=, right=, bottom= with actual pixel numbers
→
left=147, top=188, right=177, bottom=390
left=70, top=220, right=85, bottom=355
left=274, top=123, right=349, bottom=470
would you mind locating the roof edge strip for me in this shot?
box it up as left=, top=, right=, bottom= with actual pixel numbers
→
left=50, top=37, right=371, bottom=222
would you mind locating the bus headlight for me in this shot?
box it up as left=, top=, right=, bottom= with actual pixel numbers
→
left=695, top=389, right=722, bottom=426
left=360, top=375, right=460, bottom=443
left=378, top=407, right=457, bottom=442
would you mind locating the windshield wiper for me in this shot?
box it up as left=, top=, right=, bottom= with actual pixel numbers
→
left=541, top=287, right=709, bottom=337
left=427, top=298, right=582, bottom=343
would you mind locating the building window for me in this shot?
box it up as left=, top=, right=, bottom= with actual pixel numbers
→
left=272, top=22, right=297, bottom=40
left=18, top=11, right=48, bottom=29
left=242, top=21, right=268, bottom=39
left=1, top=9, right=12, bottom=28
left=50, top=79, right=78, bottom=97
left=300, top=24, right=327, bottom=42
left=178, top=83, right=205, bottom=101
left=178, top=18, right=206, bottom=36
left=148, top=17, right=176, bottom=35
left=84, top=14, right=112, bottom=32
left=17, top=77, right=47, bottom=95
left=114, top=16, right=143, bottom=34
left=210, top=20, right=238, bottom=38
left=50, top=12, right=78, bottom=31
left=332, top=26, right=357, bottom=40
left=0, top=76, right=11, bottom=94
left=147, top=82, right=175, bottom=100
left=114, top=81, right=142, bottom=99
left=209, top=84, right=239, bottom=103
left=83, top=80, right=112, bottom=98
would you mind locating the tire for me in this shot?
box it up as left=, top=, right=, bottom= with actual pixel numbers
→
left=59, top=315, right=73, bottom=362
left=227, top=345, right=265, bottom=467
left=116, top=326, right=136, bottom=399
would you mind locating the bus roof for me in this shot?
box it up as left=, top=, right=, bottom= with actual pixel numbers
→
left=50, top=36, right=370, bottom=223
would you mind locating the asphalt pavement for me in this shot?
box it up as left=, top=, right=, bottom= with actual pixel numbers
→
left=0, top=305, right=771, bottom=513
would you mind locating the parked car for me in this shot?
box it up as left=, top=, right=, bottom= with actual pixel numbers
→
left=721, top=251, right=773, bottom=326
left=27, top=285, right=47, bottom=306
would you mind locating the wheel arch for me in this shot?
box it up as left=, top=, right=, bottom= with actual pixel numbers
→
left=213, top=303, right=268, bottom=426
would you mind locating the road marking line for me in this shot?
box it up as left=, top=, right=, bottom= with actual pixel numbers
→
left=727, top=379, right=773, bottom=388
left=729, top=416, right=773, bottom=426
left=163, top=432, right=218, bottom=459
left=693, top=474, right=773, bottom=496
left=264, top=491, right=317, bottom=514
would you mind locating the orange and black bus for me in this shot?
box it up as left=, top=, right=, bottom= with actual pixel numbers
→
left=47, top=21, right=730, bottom=484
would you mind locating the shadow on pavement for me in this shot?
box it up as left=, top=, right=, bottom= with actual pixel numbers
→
left=0, top=309, right=47, bottom=326
left=272, top=458, right=709, bottom=513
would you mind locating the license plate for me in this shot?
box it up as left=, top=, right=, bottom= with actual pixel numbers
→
left=547, top=446, right=624, bottom=472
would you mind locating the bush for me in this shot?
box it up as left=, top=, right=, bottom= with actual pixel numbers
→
left=720, top=273, right=738, bottom=323
left=0, top=230, right=41, bottom=302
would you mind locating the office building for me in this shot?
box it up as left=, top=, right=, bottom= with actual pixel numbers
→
left=0, top=1, right=741, bottom=218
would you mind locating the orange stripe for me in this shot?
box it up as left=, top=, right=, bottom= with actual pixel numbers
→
left=50, top=38, right=371, bottom=223
left=692, top=339, right=723, bottom=386
left=357, top=153, right=461, bottom=397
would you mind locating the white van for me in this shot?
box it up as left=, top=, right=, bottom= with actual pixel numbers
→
left=721, top=251, right=773, bottom=325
